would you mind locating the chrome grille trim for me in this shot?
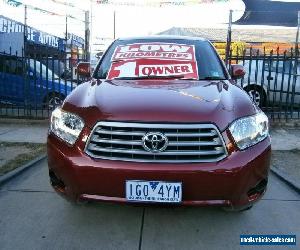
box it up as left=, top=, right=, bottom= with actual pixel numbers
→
left=88, top=145, right=225, bottom=156
left=85, top=122, right=228, bottom=163
left=95, top=129, right=146, bottom=136
left=164, top=132, right=217, bottom=137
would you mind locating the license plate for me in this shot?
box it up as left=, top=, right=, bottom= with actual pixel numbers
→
left=126, top=180, right=182, bottom=203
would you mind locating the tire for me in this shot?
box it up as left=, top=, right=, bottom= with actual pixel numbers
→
left=222, top=205, right=253, bottom=212
left=75, top=199, right=90, bottom=205
left=44, top=92, right=65, bottom=110
left=244, top=85, right=266, bottom=107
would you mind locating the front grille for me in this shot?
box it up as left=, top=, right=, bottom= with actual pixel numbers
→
left=85, top=122, right=228, bottom=163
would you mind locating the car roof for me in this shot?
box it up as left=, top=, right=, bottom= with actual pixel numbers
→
left=0, top=53, right=21, bottom=59
left=117, top=35, right=208, bottom=42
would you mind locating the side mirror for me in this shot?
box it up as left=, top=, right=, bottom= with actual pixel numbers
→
left=231, top=64, right=246, bottom=80
left=77, top=62, right=91, bottom=77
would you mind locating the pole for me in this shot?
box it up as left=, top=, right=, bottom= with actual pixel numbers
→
left=113, top=10, right=116, bottom=40
left=23, top=4, right=28, bottom=112
left=85, top=10, right=90, bottom=61
left=23, top=5, right=27, bottom=57
left=295, top=11, right=300, bottom=55
left=65, top=15, right=68, bottom=52
left=225, top=9, right=233, bottom=66
left=65, top=15, right=68, bottom=95
left=90, top=0, right=93, bottom=63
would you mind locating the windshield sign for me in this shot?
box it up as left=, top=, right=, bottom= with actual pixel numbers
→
left=107, top=43, right=199, bottom=80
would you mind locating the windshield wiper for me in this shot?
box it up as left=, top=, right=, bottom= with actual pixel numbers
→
left=113, top=75, right=195, bottom=80
left=199, top=76, right=226, bottom=80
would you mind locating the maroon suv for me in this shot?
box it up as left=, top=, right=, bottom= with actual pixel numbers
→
left=47, top=36, right=271, bottom=211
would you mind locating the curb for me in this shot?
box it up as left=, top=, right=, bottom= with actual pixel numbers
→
left=270, top=120, right=300, bottom=128
left=0, top=154, right=47, bottom=187
left=0, top=118, right=49, bottom=125
left=271, top=167, right=300, bottom=194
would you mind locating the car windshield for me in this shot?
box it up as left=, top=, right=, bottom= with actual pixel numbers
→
left=94, top=38, right=227, bottom=80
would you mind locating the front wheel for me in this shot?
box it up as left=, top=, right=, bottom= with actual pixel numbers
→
left=244, top=86, right=266, bottom=107
left=45, top=93, right=65, bottom=110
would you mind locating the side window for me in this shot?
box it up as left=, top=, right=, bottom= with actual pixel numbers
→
left=271, top=61, right=284, bottom=73
left=268, top=60, right=298, bottom=74
left=0, top=56, right=4, bottom=73
left=4, top=58, right=24, bottom=76
left=265, top=61, right=284, bottom=73
left=263, top=59, right=300, bottom=74
left=0, top=56, right=11, bottom=73
left=283, top=60, right=294, bottom=74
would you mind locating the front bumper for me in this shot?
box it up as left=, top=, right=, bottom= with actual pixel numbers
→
left=47, top=128, right=271, bottom=208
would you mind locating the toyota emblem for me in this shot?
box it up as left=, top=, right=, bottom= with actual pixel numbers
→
left=142, top=132, right=168, bottom=153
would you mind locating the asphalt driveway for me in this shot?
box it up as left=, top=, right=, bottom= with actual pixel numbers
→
left=0, top=159, right=299, bottom=250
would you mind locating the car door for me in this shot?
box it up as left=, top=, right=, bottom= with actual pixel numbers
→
left=263, top=59, right=297, bottom=105
left=289, top=63, right=300, bottom=106
left=0, top=55, right=8, bottom=103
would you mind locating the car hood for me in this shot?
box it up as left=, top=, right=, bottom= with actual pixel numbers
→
left=63, top=79, right=259, bottom=131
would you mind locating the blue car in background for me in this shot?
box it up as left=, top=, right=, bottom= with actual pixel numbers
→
left=0, top=53, right=75, bottom=109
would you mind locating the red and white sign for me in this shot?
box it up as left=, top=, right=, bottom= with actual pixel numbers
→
left=112, top=43, right=196, bottom=61
left=107, top=43, right=198, bottom=80
left=138, top=63, right=194, bottom=77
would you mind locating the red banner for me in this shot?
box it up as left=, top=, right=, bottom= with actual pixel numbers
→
left=112, top=43, right=196, bottom=61
left=107, top=43, right=198, bottom=79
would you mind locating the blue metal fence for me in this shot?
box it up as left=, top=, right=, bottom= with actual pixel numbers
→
left=0, top=47, right=85, bottom=118
left=1, top=46, right=300, bottom=120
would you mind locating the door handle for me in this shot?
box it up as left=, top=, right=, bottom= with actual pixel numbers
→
left=267, top=75, right=274, bottom=81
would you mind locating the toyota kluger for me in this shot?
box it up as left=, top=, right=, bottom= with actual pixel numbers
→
left=47, top=36, right=271, bottom=211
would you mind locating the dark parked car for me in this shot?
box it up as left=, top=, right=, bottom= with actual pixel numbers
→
left=0, top=54, right=74, bottom=109
left=47, top=36, right=271, bottom=211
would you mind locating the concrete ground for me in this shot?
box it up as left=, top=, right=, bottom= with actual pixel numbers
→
left=0, top=158, right=299, bottom=250
left=270, top=128, right=300, bottom=150
left=0, top=121, right=299, bottom=249
left=0, top=123, right=48, bottom=144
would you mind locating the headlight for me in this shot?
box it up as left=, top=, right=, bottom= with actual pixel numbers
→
left=50, top=108, right=84, bottom=145
left=229, top=112, right=269, bottom=150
